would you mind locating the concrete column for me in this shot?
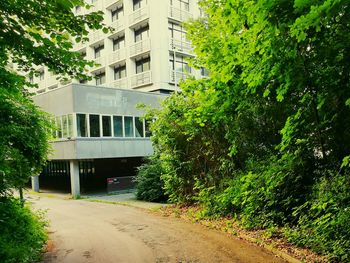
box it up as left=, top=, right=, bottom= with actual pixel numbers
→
left=31, top=176, right=40, bottom=192
left=70, top=160, right=80, bottom=199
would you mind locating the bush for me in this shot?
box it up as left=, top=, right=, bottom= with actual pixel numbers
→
left=0, top=197, right=47, bottom=263
left=285, top=172, right=350, bottom=262
left=135, top=158, right=167, bottom=202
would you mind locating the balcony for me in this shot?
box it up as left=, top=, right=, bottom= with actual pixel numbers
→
left=37, top=79, right=46, bottom=91
left=93, top=55, right=106, bottom=68
left=169, top=70, right=191, bottom=84
left=110, top=18, right=124, bottom=32
left=111, top=78, right=128, bottom=89
left=74, top=40, right=86, bottom=51
left=89, top=30, right=104, bottom=43
left=129, top=39, right=150, bottom=57
left=89, top=0, right=103, bottom=12
left=169, top=6, right=193, bottom=22
left=108, top=49, right=126, bottom=65
left=46, top=76, right=59, bottom=87
left=129, top=6, right=149, bottom=26
left=104, top=0, right=120, bottom=8
left=170, top=38, right=193, bottom=54
left=131, top=71, right=152, bottom=88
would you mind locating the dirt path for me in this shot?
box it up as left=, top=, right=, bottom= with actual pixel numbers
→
left=29, top=195, right=286, bottom=263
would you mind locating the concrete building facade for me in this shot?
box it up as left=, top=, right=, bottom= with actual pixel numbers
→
left=31, top=0, right=202, bottom=197
left=33, top=0, right=204, bottom=94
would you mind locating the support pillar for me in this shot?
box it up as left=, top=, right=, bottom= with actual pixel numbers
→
left=70, top=160, right=80, bottom=199
left=31, top=176, right=40, bottom=192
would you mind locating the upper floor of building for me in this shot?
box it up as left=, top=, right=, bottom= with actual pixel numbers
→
left=28, top=0, right=208, bottom=94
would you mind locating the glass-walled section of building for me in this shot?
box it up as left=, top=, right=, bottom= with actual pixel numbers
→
left=52, top=113, right=151, bottom=140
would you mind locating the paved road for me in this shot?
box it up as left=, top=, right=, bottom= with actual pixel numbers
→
left=29, top=196, right=286, bottom=263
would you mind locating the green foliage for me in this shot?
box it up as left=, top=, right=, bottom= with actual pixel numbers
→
left=0, top=0, right=110, bottom=196
left=0, top=197, right=48, bottom=263
left=0, top=3, right=108, bottom=262
left=285, top=171, right=350, bottom=261
left=144, top=0, right=350, bottom=260
left=135, top=157, right=167, bottom=202
left=0, top=86, right=52, bottom=195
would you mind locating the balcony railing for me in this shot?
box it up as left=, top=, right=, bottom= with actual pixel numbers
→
left=169, top=6, right=193, bottom=22
left=74, top=40, right=86, bottom=51
left=37, top=79, right=46, bottom=90
left=108, top=49, right=126, bottom=65
left=93, top=55, right=106, bottom=68
left=111, top=78, right=128, bottom=89
left=110, top=18, right=124, bottom=31
left=89, top=1, right=103, bottom=12
left=169, top=70, right=191, bottom=83
left=170, top=38, right=193, bottom=54
left=89, top=30, right=104, bottom=43
left=46, top=76, right=59, bottom=87
left=104, top=0, right=120, bottom=8
left=131, top=71, right=152, bottom=88
left=129, top=39, right=150, bottom=57
left=129, top=6, right=149, bottom=25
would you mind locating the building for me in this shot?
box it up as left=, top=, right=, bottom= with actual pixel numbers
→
left=30, top=0, right=204, bottom=197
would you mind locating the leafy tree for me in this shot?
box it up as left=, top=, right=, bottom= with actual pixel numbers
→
left=145, top=0, right=350, bottom=259
left=0, top=0, right=110, bottom=195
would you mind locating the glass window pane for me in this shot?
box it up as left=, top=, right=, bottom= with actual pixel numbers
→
left=56, top=116, right=62, bottom=138
left=113, top=116, right=123, bottom=137
left=135, top=117, right=144, bottom=137
left=124, top=116, right=134, bottom=137
left=89, top=114, right=100, bottom=137
left=145, top=120, right=152, bottom=137
left=67, top=114, right=73, bottom=138
left=77, top=114, right=88, bottom=137
left=102, top=116, right=112, bottom=136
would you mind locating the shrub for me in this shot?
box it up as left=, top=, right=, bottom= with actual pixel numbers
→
left=0, top=197, right=47, bottom=263
left=285, top=171, right=350, bottom=262
left=135, top=158, right=167, bottom=202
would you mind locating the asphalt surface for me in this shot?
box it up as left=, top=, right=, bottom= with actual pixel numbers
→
left=29, top=195, right=286, bottom=263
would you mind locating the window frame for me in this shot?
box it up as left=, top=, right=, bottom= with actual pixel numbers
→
left=94, top=44, right=104, bottom=59
left=136, top=56, right=151, bottom=74
left=114, top=64, right=127, bottom=80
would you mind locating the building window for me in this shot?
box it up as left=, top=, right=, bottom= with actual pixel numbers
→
left=201, top=67, right=210, bottom=77
left=113, top=35, right=125, bottom=51
left=114, top=64, right=126, bottom=80
left=136, top=57, right=150, bottom=74
left=102, top=116, right=112, bottom=137
left=111, top=5, right=123, bottom=21
left=55, top=116, right=62, bottom=138
left=133, top=0, right=144, bottom=11
left=169, top=53, right=191, bottom=73
left=95, top=72, right=105, bottom=85
left=39, top=70, right=45, bottom=80
left=135, top=117, right=144, bottom=137
left=79, top=79, right=88, bottom=84
left=77, top=114, right=88, bottom=137
left=168, top=22, right=187, bottom=41
left=89, top=114, right=100, bottom=137
left=145, top=120, right=151, bottom=137
left=113, top=116, right=123, bottom=137
left=124, top=116, right=134, bottom=137
left=170, top=0, right=189, bottom=11
left=134, top=24, right=149, bottom=42
left=94, top=45, right=104, bottom=58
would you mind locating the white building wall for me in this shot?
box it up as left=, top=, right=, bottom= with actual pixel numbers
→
left=30, top=0, right=203, bottom=94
